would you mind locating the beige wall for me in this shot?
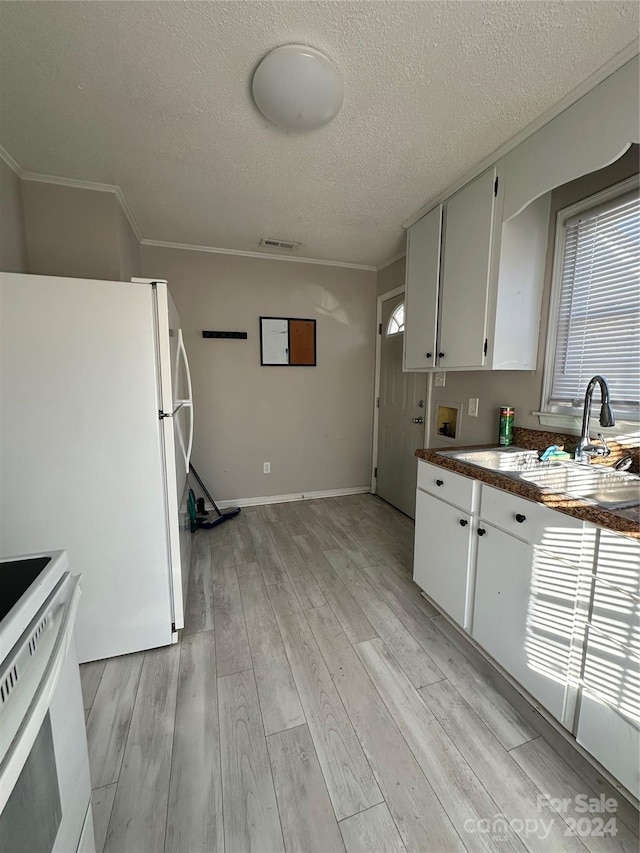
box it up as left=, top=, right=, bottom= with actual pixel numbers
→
left=377, top=255, right=405, bottom=296
left=430, top=147, right=639, bottom=447
left=0, top=157, right=28, bottom=272
left=142, top=245, right=377, bottom=501
left=20, top=180, right=139, bottom=281
left=22, top=181, right=122, bottom=280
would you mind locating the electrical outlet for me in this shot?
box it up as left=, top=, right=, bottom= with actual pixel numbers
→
left=263, top=462, right=271, bottom=474
left=435, top=371, right=446, bottom=387
left=468, top=397, right=479, bottom=417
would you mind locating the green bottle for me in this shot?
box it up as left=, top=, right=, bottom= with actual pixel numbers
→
left=499, top=406, right=515, bottom=446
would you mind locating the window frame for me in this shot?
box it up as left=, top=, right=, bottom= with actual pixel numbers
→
left=539, top=174, right=640, bottom=431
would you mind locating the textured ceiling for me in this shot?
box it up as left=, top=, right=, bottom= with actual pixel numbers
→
left=0, top=1, right=638, bottom=266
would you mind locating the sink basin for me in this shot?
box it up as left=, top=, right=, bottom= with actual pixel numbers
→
left=440, top=447, right=640, bottom=510
left=446, top=447, right=562, bottom=474
left=520, top=466, right=640, bottom=509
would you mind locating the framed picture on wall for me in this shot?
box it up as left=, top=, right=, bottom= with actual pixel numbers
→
left=259, top=317, right=317, bottom=366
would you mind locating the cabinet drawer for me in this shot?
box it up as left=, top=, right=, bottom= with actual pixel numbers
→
left=417, top=461, right=475, bottom=511
left=480, top=483, right=583, bottom=548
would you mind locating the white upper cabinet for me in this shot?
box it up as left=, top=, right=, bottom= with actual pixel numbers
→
left=404, top=171, right=498, bottom=373
left=439, top=168, right=497, bottom=370
left=404, top=166, right=548, bottom=373
left=403, top=205, right=441, bottom=370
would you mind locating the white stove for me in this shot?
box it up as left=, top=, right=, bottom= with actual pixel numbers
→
left=0, top=550, right=95, bottom=852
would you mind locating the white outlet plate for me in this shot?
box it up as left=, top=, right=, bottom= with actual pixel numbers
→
left=468, top=397, right=479, bottom=417
left=435, top=372, right=446, bottom=387
left=263, top=462, right=271, bottom=474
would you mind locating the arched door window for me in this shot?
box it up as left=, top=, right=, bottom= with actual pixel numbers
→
left=386, top=302, right=405, bottom=336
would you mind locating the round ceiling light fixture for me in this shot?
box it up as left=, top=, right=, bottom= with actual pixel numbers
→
left=252, top=44, right=343, bottom=131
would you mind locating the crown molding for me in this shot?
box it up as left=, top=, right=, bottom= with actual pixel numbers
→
left=141, top=239, right=377, bottom=271
left=376, top=250, right=406, bottom=271
left=403, top=41, right=640, bottom=228
left=21, top=171, right=143, bottom=241
left=0, top=144, right=24, bottom=177
left=22, top=170, right=121, bottom=194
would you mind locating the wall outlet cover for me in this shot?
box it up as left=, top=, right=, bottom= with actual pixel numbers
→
left=468, top=397, right=479, bottom=417
left=435, top=372, right=446, bottom=387
left=263, top=462, right=271, bottom=474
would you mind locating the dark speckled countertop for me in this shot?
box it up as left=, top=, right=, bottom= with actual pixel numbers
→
left=415, top=430, right=640, bottom=540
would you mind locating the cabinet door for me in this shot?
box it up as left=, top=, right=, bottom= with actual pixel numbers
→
left=576, top=531, right=640, bottom=798
left=413, top=489, right=472, bottom=627
left=438, top=168, right=496, bottom=369
left=577, top=687, right=639, bottom=801
left=403, top=206, right=441, bottom=370
left=472, top=523, right=577, bottom=721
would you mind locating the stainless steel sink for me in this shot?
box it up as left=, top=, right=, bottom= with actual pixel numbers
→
left=440, top=447, right=640, bottom=510
left=446, top=447, right=561, bottom=474
left=520, top=466, right=640, bottom=509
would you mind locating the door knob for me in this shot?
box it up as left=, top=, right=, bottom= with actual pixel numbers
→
left=412, top=417, right=424, bottom=424
left=438, top=352, right=445, bottom=359
left=426, top=352, right=433, bottom=358
left=459, top=519, right=468, bottom=527
left=477, top=527, right=486, bottom=536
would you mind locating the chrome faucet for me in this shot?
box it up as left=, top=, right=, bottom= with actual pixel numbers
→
left=574, top=375, right=615, bottom=463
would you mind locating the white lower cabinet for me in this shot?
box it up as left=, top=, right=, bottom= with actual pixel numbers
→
left=413, top=489, right=473, bottom=628
left=472, top=523, right=578, bottom=722
left=413, top=462, right=640, bottom=798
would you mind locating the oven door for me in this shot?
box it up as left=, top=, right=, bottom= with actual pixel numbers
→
left=0, top=574, right=94, bottom=852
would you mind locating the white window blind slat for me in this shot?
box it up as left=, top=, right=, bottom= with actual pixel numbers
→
left=549, top=187, right=640, bottom=419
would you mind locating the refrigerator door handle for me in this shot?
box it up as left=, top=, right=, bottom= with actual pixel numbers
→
left=174, top=329, right=194, bottom=474
left=184, top=401, right=194, bottom=474
left=173, top=329, right=193, bottom=410
left=168, top=402, right=192, bottom=474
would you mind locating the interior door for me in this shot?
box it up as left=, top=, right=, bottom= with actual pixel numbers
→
left=376, top=293, right=428, bottom=518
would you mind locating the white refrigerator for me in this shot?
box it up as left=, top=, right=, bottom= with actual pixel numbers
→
left=0, top=273, right=193, bottom=663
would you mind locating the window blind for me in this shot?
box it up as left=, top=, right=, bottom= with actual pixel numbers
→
left=550, top=188, right=640, bottom=419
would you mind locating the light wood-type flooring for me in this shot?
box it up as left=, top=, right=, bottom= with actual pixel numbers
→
left=80, top=494, right=640, bottom=853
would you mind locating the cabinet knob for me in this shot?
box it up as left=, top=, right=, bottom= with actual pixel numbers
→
left=459, top=519, right=468, bottom=527
left=515, top=513, right=526, bottom=523
left=426, top=352, right=433, bottom=358
left=435, top=479, right=444, bottom=486
left=438, top=352, right=445, bottom=359
left=477, top=527, right=486, bottom=536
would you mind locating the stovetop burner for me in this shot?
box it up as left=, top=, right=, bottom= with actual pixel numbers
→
left=0, top=557, right=52, bottom=622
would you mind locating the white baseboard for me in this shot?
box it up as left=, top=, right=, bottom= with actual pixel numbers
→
left=200, top=485, right=371, bottom=510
